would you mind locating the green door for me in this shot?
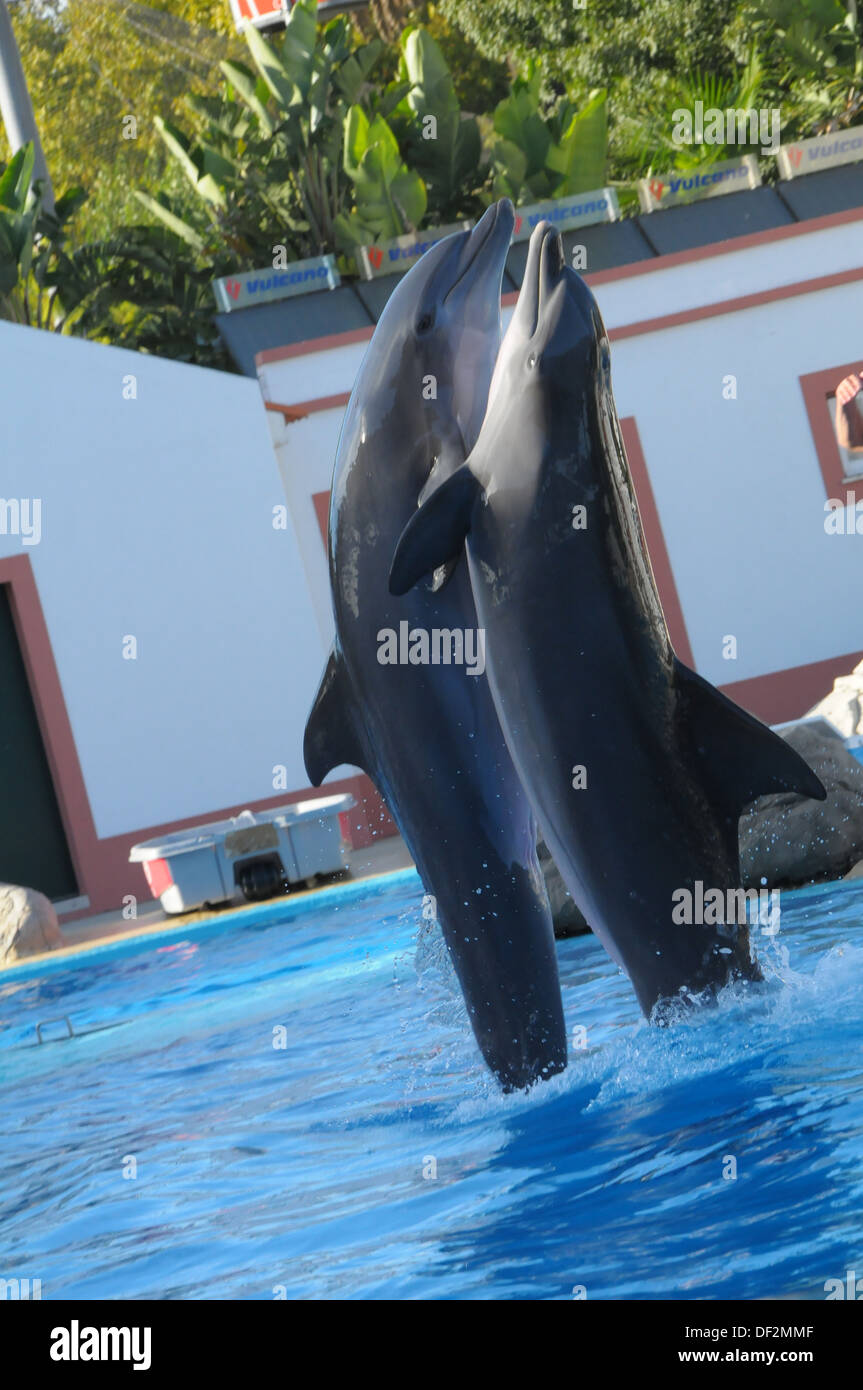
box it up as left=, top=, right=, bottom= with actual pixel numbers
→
left=0, top=584, right=78, bottom=900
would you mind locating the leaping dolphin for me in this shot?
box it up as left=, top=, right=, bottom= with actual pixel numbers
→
left=391, top=221, right=826, bottom=1019
left=304, top=202, right=567, bottom=1089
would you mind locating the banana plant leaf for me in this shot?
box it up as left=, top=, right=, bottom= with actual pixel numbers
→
left=493, top=67, right=551, bottom=183
left=333, top=36, right=385, bottom=106
left=488, top=137, right=528, bottom=203
left=219, top=62, right=275, bottom=137
left=395, top=26, right=482, bottom=218
left=154, top=119, right=228, bottom=209
left=545, top=90, right=608, bottom=195
left=0, top=144, right=35, bottom=211
left=133, top=191, right=207, bottom=252
left=342, top=105, right=426, bottom=242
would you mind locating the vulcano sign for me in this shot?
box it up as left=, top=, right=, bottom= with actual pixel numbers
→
left=638, top=155, right=761, bottom=212
left=212, top=255, right=340, bottom=312
left=777, top=126, right=863, bottom=180
left=357, top=223, right=471, bottom=280
left=511, top=189, right=619, bottom=241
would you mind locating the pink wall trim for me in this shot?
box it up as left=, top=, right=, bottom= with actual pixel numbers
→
left=621, top=417, right=696, bottom=667
left=609, top=264, right=863, bottom=344
left=799, top=358, right=863, bottom=497
left=1, top=554, right=93, bottom=898
left=720, top=651, right=863, bottom=725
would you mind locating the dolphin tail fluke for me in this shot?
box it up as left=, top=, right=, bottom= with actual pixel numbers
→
left=675, top=660, right=827, bottom=814
left=303, top=648, right=366, bottom=785
left=389, top=464, right=481, bottom=596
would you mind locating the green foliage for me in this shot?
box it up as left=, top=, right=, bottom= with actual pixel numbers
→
left=439, top=0, right=742, bottom=92
left=0, top=140, right=229, bottom=364
left=8, top=0, right=863, bottom=373
left=335, top=105, right=426, bottom=247
left=488, top=67, right=608, bottom=203
left=744, top=0, right=863, bottom=132
left=440, top=0, right=781, bottom=184
left=419, top=4, right=510, bottom=114
left=2, top=0, right=243, bottom=243
left=0, top=146, right=40, bottom=307
left=137, top=0, right=401, bottom=259
left=0, top=144, right=86, bottom=330
left=63, top=223, right=232, bottom=368
left=623, top=46, right=769, bottom=177
left=391, top=25, right=484, bottom=220
left=439, top=0, right=862, bottom=175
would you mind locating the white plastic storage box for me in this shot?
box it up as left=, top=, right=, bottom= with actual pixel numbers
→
left=129, top=794, right=354, bottom=915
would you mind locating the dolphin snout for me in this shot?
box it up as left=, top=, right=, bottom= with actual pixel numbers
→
left=446, top=198, right=515, bottom=302
left=513, top=220, right=565, bottom=339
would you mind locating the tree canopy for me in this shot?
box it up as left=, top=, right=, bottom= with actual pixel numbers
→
left=3, top=1, right=242, bottom=238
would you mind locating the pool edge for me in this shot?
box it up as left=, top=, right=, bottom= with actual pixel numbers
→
left=0, top=867, right=423, bottom=983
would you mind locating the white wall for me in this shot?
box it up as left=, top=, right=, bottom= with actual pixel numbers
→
left=0, top=322, right=327, bottom=838
left=612, top=279, right=863, bottom=684
left=267, top=410, right=338, bottom=649
left=594, top=215, right=863, bottom=327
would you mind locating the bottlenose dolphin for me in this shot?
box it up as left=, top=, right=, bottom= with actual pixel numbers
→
left=391, top=221, right=826, bottom=1019
left=304, top=202, right=566, bottom=1089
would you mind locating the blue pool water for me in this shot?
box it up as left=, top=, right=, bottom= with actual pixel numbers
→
left=1, top=871, right=863, bottom=1300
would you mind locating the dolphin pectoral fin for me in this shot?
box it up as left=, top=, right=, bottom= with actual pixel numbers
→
left=303, top=648, right=366, bottom=785
left=389, top=464, right=481, bottom=596
left=675, top=659, right=827, bottom=813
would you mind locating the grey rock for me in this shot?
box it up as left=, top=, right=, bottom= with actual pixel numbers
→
left=740, top=723, right=863, bottom=888
left=537, top=839, right=589, bottom=937
left=0, top=882, right=64, bottom=963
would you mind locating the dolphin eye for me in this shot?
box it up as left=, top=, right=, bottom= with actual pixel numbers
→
left=417, top=311, right=435, bottom=333
left=527, top=352, right=537, bottom=369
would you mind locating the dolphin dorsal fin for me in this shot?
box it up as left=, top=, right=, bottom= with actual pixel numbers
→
left=303, top=648, right=366, bottom=785
left=675, top=659, right=826, bottom=818
left=389, top=464, right=481, bottom=596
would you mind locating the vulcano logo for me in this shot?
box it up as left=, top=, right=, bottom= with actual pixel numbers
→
left=243, top=266, right=330, bottom=295
left=213, top=255, right=339, bottom=311
left=510, top=189, right=618, bottom=242
left=358, top=222, right=470, bottom=279
left=50, top=1321, right=152, bottom=1371
left=638, top=155, right=760, bottom=211
left=664, top=166, right=749, bottom=195
left=778, top=123, right=863, bottom=179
